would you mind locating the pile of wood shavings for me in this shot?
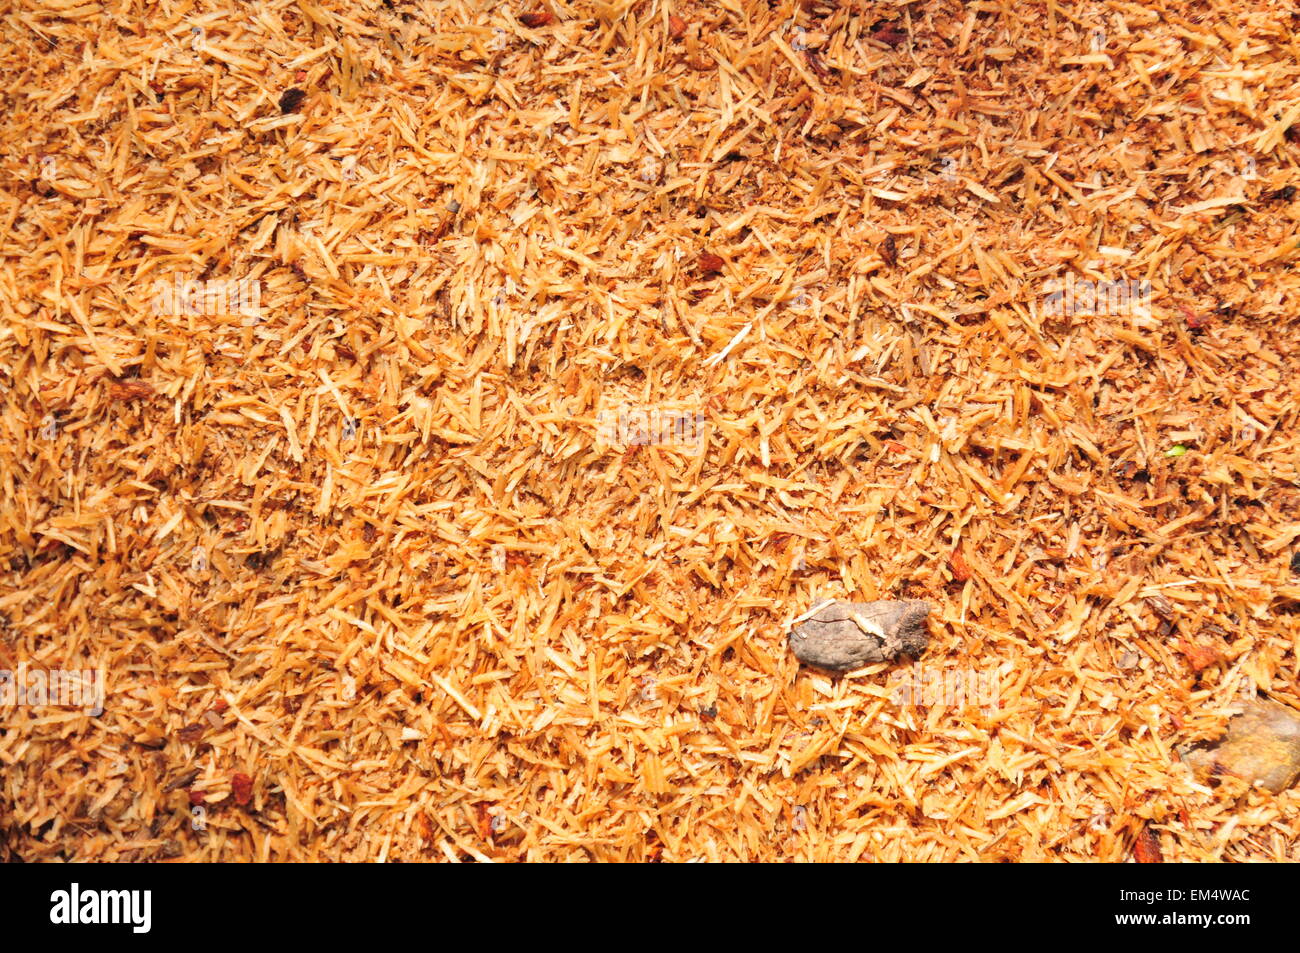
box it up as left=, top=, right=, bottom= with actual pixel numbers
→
left=1, top=0, right=1299, bottom=861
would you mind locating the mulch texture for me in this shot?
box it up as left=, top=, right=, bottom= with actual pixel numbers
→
left=2, top=0, right=1299, bottom=861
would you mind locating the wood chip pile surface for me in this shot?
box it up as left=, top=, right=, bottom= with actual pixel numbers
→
left=2, top=0, right=1299, bottom=862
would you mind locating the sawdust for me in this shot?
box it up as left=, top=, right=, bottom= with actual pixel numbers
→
left=1, top=0, right=1299, bottom=861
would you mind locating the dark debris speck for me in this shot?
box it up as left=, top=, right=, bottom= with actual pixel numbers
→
left=278, top=88, right=306, bottom=114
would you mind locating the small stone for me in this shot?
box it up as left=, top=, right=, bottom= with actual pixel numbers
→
left=788, top=599, right=931, bottom=672
left=1181, top=700, right=1300, bottom=793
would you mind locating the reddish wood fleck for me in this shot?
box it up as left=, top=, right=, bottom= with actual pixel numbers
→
left=1133, top=824, right=1163, bottom=863
left=950, top=546, right=972, bottom=583
left=108, top=379, right=154, bottom=401
left=475, top=803, right=493, bottom=840
left=871, top=23, right=907, bottom=47
left=231, top=772, right=253, bottom=807
left=519, top=12, right=554, bottom=28
left=1181, top=303, right=1209, bottom=331
left=698, top=252, right=724, bottom=274
left=668, top=14, right=686, bottom=40
left=1177, top=637, right=1223, bottom=673
left=417, top=810, right=435, bottom=844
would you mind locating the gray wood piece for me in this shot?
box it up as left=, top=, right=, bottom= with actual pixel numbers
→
left=788, top=600, right=932, bottom=671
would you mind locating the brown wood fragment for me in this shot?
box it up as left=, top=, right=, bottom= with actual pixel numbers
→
left=107, top=380, right=154, bottom=401
left=1133, top=825, right=1163, bottom=863
left=698, top=252, right=724, bottom=274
